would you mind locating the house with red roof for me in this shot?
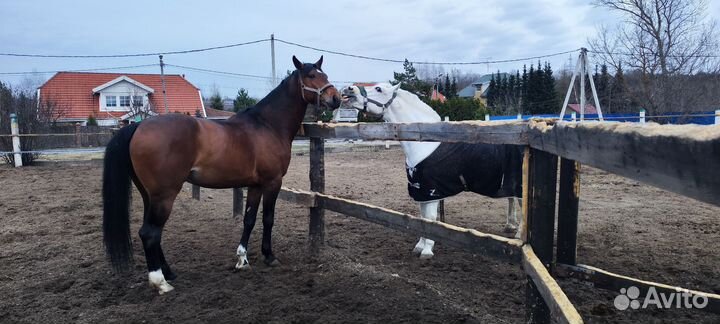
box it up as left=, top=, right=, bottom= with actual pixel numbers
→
left=38, top=72, right=207, bottom=126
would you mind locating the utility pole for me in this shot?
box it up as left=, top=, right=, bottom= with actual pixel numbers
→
left=271, top=34, right=277, bottom=87
left=559, top=48, right=603, bottom=122
left=159, top=55, right=169, bottom=114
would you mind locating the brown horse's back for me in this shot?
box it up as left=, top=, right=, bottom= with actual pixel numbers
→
left=129, top=113, right=291, bottom=196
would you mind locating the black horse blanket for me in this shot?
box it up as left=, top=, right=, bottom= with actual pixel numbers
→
left=406, top=143, right=523, bottom=202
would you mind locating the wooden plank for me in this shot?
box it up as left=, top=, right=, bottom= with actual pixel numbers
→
left=528, top=120, right=720, bottom=207
left=316, top=192, right=523, bottom=262
left=309, top=137, right=325, bottom=253
left=519, top=147, right=530, bottom=242
left=556, top=158, right=580, bottom=265
left=523, top=246, right=584, bottom=324
left=555, top=263, right=720, bottom=314
left=525, top=148, right=559, bottom=323
left=232, top=188, right=244, bottom=218
left=278, top=187, right=522, bottom=261
left=192, top=184, right=200, bottom=200
left=279, top=187, right=317, bottom=207
left=302, top=121, right=528, bottom=145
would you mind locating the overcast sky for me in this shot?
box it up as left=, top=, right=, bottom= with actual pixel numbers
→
left=1, top=0, right=718, bottom=98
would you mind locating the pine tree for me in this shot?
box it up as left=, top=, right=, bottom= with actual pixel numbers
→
left=443, top=75, right=451, bottom=97
left=610, top=62, right=628, bottom=112
left=487, top=74, right=497, bottom=109
left=450, top=77, right=457, bottom=99
left=597, top=64, right=611, bottom=112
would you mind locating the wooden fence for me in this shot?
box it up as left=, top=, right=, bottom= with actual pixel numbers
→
left=193, top=120, right=719, bottom=323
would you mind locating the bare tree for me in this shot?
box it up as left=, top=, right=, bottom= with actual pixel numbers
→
left=590, top=0, right=719, bottom=113
left=128, top=90, right=154, bottom=121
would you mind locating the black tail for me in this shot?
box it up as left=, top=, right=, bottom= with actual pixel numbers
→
left=103, top=122, right=140, bottom=273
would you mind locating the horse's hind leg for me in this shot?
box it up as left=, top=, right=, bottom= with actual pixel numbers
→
left=260, top=180, right=282, bottom=267
left=140, top=194, right=177, bottom=295
left=503, top=197, right=519, bottom=233
left=236, top=187, right=263, bottom=270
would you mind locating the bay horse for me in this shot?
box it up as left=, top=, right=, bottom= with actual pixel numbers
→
left=341, top=83, right=523, bottom=259
left=103, top=56, right=341, bottom=294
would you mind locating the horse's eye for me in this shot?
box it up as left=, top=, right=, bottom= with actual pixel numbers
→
left=375, top=87, right=382, bottom=92
left=308, top=74, right=316, bottom=79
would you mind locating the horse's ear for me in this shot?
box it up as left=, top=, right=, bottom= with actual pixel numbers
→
left=314, top=56, right=324, bottom=69
left=292, top=56, right=303, bottom=70
left=392, top=83, right=402, bottom=92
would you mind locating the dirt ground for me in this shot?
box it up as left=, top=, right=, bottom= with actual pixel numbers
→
left=0, top=148, right=718, bottom=323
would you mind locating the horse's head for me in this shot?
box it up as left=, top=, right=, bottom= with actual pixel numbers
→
left=341, top=83, right=402, bottom=117
left=293, top=56, right=341, bottom=109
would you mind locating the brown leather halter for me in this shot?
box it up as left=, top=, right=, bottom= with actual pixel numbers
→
left=299, top=74, right=335, bottom=107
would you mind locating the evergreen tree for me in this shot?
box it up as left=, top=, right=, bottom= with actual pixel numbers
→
left=209, top=92, right=223, bottom=110
left=392, top=59, right=432, bottom=98
left=233, top=88, right=257, bottom=112
left=450, top=77, right=457, bottom=99
left=443, top=75, right=451, bottom=97
left=487, top=74, right=497, bottom=108
left=610, top=62, right=629, bottom=112
left=597, top=64, right=611, bottom=111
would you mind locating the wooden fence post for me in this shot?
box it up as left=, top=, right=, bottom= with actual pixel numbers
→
left=438, top=199, right=445, bottom=222
left=557, top=158, right=580, bottom=265
left=10, top=113, right=22, bottom=167
left=192, top=184, right=200, bottom=200
left=233, top=188, right=244, bottom=218
left=75, top=123, right=81, bottom=147
left=309, top=137, right=325, bottom=253
left=525, top=148, right=559, bottom=324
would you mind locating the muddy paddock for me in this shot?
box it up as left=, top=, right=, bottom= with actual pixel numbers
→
left=0, top=148, right=718, bottom=323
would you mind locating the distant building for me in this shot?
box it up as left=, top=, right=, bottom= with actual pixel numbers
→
left=38, top=72, right=206, bottom=126
left=457, top=73, right=508, bottom=105
left=565, top=103, right=598, bottom=115
left=205, top=107, right=236, bottom=120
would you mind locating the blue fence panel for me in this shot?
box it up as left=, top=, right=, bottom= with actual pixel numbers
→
left=488, top=111, right=716, bottom=125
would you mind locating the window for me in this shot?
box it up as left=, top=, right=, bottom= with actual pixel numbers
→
left=132, top=95, right=144, bottom=107
left=106, top=96, right=117, bottom=107
left=119, top=96, right=131, bottom=107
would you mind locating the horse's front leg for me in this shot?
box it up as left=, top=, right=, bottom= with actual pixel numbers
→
left=415, top=201, right=439, bottom=259
left=260, top=180, right=282, bottom=267
left=236, top=187, right=262, bottom=270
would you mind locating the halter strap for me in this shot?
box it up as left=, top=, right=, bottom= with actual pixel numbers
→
left=299, top=76, right=335, bottom=107
left=359, top=87, right=398, bottom=115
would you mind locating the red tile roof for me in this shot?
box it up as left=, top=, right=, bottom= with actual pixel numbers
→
left=39, top=72, right=205, bottom=120
left=567, top=104, right=598, bottom=114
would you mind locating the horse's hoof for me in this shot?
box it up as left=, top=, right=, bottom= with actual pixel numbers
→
left=264, top=256, right=281, bottom=267
left=148, top=270, right=175, bottom=295
left=156, top=283, right=175, bottom=295
left=503, top=224, right=518, bottom=233
left=419, top=251, right=434, bottom=260
left=235, top=260, right=251, bottom=271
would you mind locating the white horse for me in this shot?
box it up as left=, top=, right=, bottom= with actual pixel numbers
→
left=341, top=83, right=523, bottom=259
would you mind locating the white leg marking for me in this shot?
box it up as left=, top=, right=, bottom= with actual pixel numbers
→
left=413, top=238, right=426, bottom=254
left=148, top=269, right=174, bottom=295
left=236, top=244, right=250, bottom=270
left=418, top=201, right=439, bottom=259
left=515, top=198, right=525, bottom=240
left=504, top=198, right=519, bottom=233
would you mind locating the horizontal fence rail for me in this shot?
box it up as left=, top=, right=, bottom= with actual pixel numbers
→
left=555, top=263, right=720, bottom=314
left=301, top=121, right=529, bottom=145
left=526, top=120, right=720, bottom=207
left=278, top=187, right=524, bottom=262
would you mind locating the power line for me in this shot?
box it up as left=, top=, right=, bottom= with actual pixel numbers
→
left=165, top=64, right=273, bottom=80
left=587, top=50, right=720, bottom=59
left=167, top=64, right=362, bottom=84
left=275, top=38, right=580, bottom=65
left=0, top=64, right=159, bottom=75
left=0, top=39, right=270, bottom=58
